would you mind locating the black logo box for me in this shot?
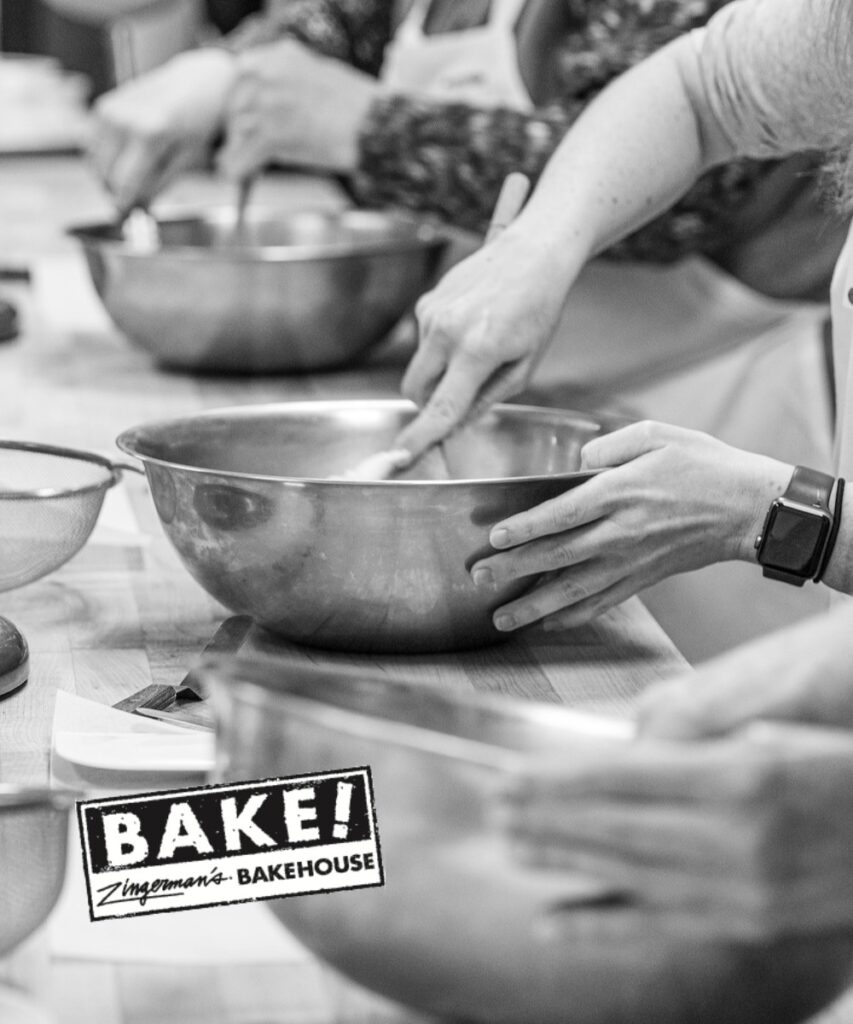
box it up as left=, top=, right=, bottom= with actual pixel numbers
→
left=78, top=767, right=377, bottom=873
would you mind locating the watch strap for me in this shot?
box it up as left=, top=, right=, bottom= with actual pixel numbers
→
left=762, top=565, right=808, bottom=587
left=784, top=465, right=834, bottom=513
left=814, top=477, right=846, bottom=584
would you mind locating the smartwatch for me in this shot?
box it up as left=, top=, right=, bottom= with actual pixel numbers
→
left=754, top=466, right=835, bottom=586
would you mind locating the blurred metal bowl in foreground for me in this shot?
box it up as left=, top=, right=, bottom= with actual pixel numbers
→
left=205, top=657, right=853, bottom=1024
left=117, top=400, right=603, bottom=653
left=0, top=786, right=77, bottom=957
left=68, top=209, right=447, bottom=374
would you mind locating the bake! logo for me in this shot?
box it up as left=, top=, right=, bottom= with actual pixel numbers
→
left=77, top=768, right=383, bottom=921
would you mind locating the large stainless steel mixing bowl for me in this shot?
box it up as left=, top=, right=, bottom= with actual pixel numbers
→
left=117, top=400, right=604, bottom=653
left=0, top=786, right=77, bottom=957
left=205, top=657, right=853, bottom=1024
left=69, top=208, right=447, bottom=373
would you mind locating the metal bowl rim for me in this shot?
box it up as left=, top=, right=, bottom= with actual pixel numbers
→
left=202, top=655, right=631, bottom=763
left=115, top=399, right=604, bottom=488
left=67, top=208, right=450, bottom=264
left=208, top=669, right=521, bottom=772
left=0, top=784, right=82, bottom=812
left=0, top=440, right=120, bottom=500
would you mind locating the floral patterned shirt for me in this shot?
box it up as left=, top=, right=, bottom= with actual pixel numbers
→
left=226, top=0, right=837, bottom=281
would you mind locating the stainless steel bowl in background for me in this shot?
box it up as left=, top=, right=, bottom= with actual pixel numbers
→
left=0, top=786, right=77, bottom=957
left=117, top=400, right=605, bottom=653
left=205, top=657, right=853, bottom=1024
left=68, top=209, right=448, bottom=374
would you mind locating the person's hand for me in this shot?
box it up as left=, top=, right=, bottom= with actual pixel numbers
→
left=505, top=721, right=853, bottom=942
left=218, top=39, right=381, bottom=181
left=89, top=48, right=237, bottom=213
left=396, top=223, right=575, bottom=459
left=637, top=602, right=853, bottom=739
left=469, top=420, right=791, bottom=634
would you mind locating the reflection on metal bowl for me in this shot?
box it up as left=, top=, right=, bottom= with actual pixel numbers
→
left=117, top=400, right=605, bottom=653
left=205, top=657, right=853, bottom=1024
left=68, top=209, right=448, bottom=374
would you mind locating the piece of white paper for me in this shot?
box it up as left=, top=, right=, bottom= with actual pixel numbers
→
left=53, top=731, right=214, bottom=774
left=50, top=692, right=188, bottom=791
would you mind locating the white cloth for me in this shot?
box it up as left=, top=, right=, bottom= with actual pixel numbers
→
left=382, top=0, right=834, bottom=661
left=828, top=219, right=853, bottom=608
left=832, top=223, right=853, bottom=481
left=381, top=0, right=533, bottom=111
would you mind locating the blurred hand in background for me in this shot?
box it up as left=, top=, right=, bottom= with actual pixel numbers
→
left=506, top=719, right=853, bottom=943
left=89, top=47, right=236, bottom=212
left=217, top=38, right=381, bottom=182
left=637, top=603, right=853, bottom=739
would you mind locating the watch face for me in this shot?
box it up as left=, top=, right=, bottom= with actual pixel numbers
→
left=760, top=502, right=831, bottom=577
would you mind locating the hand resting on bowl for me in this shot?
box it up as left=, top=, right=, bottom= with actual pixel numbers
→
left=470, top=420, right=792, bottom=634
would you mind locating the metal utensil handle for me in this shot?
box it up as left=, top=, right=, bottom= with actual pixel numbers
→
left=135, top=707, right=213, bottom=732
left=484, top=172, right=531, bottom=245
left=111, top=458, right=145, bottom=476
left=234, top=176, right=255, bottom=237
left=110, top=19, right=138, bottom=86
left=179, top=614, right=253, bottom=689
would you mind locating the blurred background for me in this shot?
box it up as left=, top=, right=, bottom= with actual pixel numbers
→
left=0, top=0, right=261, bottom=96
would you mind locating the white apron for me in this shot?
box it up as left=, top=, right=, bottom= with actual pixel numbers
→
left=579, top=259, right=834, bottom=662
left=831, top=222, right=853, bottom=483
left=383, top=0, right=534, bottom=111
left=800, top=228, right=853, bottom=1024
left=381, top=0, right=834, bottom=661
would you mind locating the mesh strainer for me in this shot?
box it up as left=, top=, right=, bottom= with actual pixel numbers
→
left=0, top=786, right=78, bottom=958
left=0, top=441, right=141, bottom=698
left=0, top=441, right=139, bottom=592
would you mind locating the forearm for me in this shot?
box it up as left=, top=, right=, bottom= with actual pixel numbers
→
left=355, top=38, right=721, bottom=252
left=498, top=0, right=847, bottom=283
left=354, top=92, right=769, bottom=257
left=604, top=158, right=777, bottom=265
left=639, top=601, right=853, bottom=737
left=353, top=98, right=582, bottom=232
left=505, top=36, right=731, bottom=287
